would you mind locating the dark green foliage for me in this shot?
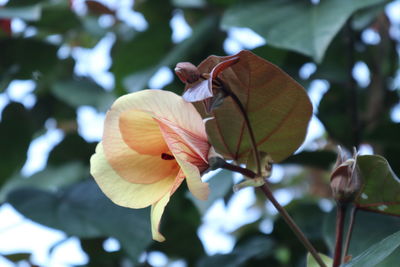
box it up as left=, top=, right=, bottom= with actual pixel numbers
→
left=0, top=103, right=34, bottom=186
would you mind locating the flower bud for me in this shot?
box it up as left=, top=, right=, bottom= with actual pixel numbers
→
left=330, top=147, right=362, bottom=203
left=174, top=62, right=200, bottom=84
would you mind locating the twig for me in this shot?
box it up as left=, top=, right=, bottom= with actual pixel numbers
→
left=217, top=79, right=262, bottom=176
left=215, top=81, right=325, bottom=267
left=333, top=202, right=348, bottom=267
left=343, top=206, right=357, bottom=258
left=260, top=184, right=327, bottom=267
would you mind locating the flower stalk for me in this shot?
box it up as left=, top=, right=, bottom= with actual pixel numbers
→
left=215, top=84, right=326, bottom=267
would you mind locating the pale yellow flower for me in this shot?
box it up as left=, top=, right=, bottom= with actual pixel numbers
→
left=90, top=90, right=210, bottom=241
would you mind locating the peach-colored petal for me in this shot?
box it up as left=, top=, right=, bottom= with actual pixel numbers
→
left=90, top=143, right=178, bottom=209
left=156, top=117, right=209, bottom=163
left=157, top=121, right=210, bottom=201
left=103, top=91, right=183, bottom=184
left=151, top=193, right=170, bottom=242
left=106, top=149, right=178, bottom=184
left=119, top=109, right=169, bottom=156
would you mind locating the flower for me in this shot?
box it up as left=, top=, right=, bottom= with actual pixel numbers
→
left=330, top=147, right=362, bottom=203
left=90, top=90, right=210, bottom=241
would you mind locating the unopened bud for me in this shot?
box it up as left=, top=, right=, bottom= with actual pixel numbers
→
left=174, top=62, right=200, bottom=84
left=330, top=147, right=362, bottom=203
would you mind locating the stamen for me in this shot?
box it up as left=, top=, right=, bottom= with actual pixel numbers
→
left=161, top=153, right=175, bottom=160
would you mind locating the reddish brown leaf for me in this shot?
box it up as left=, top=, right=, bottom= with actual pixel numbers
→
left=190, top=50, right=312, bottom=163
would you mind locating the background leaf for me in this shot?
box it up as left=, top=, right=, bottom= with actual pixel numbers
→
left=343, top=230, right=400, bottom=267
left=221, top=0, right=386, bottom=62
left=356, top=155, right=400, bottom=216
left=7, top=180, right=152, bottom=261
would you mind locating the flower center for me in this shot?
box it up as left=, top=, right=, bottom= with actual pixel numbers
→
left=161, top=153, right=175, bottom=160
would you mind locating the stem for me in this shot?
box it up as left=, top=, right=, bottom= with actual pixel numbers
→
left=219, top=161, right=257, bottom=178
left=333, top=203, right=348, bottom=267
left=218, top=80, right=262, bottom=176
left=260, top=184, right=327, bottom=267
left=218, top=160, right=325, bottom=266
left=216, top=80, right=324, bottom=266
left=343, top=206, right=357, bottom=259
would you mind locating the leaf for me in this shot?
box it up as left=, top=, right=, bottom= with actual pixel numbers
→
left=221, top=0, right=386, bottom=62
left=188, top=170, right=233, bottom=214
left=111, top=0, right=173, bottom=93
left=0, top=5, right=41, bottom=21
left=197, top=50, right=312, bottom=163
left=0, top=38, right=59, bottom=80
left=197, top=236, right=274, bottom=267
left=30, top=2, right=82, bottom=34
left=355, top=155, right=400, bottom=216
left=1, top=252, right=31, bottom=263
left=7, top=180, right=152, bottom=261
left=323, top=210, right=400, bottom=267
left=283, top=150, right=337, bottom=170
left=51, top=79, right=115, bottom=111
left=152, top=188, right=205, bottom=265
left=0, top=162, right=87, bottom=203
left=317, top=83, right=355, bottom=148
left=47, top=134, right=97, bottom=166
left=122, top=15, right=218, bottom=93
left=0, top=103, right=34, bottom=187
left=306, top=253, right=333, bottom=267
left=343, top=230, right=400, bottom=267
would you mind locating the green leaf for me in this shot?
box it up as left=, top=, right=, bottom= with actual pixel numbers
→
left=317, top=83, right=355, bottom=148
left=111, top=0, right=173, bottom=93
left=51, top=79, right=115, bottom=111
left=172, top=0, right=206, bottom=8
left=1, top=252, right=31, bottom=263
left=122, top=15, right=218, bottom=93
left=0, top=38, right=59, bottom=80
left=188, top=170, right=233, bottom=214
left=0, top=162, right=87, bottom=203
left=153, top=188, right=204, bottom=265
left=47, top=134, right=96, bottom=166
left=0, top=103, right=34, bottom=187
left=198, top=50, right=312, bottom=163
left=306, top=253, right=333, bottom=267
left=197, top=236, right=274, bottom=267
left=30, top=2, right=82, bottom=34
left=7, top=180, right=152, bottom=261
left=323, top=210, right=400, bottom=267
left=283, top=150, right=337, bottom=170
left=343, top=230, right=400, bottom=267
left=221, top=0, right=386, bottom=62
left=0, top=5, right=41, bottom=21
left=355, top=155, right=400, bottom=216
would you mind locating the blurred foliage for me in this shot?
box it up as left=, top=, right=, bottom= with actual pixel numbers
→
left=0, top=0, right=399, bottom=266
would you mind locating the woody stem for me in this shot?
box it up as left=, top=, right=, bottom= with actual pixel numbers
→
left=260, top=184, right=326, bottom=267
left=216, top=83, right=324, bottom=266
left=333, top=202, right=348, bottom=267
left=343, top=206, right=357, bottom=258
left=218, top=165, right=326, bottom=266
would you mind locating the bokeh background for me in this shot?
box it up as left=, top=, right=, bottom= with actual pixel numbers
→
left=0, top=0, right=399, bottom=266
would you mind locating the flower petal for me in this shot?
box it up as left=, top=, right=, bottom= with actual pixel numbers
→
left=119, top=109, right=169, bottom=156
left=156, top=117, right=209, bottom=164
left=151, top=193, right=170, bottom=242
left=103, top=91, right=181, bottom=184
left=90, top=143, right=179, bottom=208
left=157, top=121, right=210, bottom=201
